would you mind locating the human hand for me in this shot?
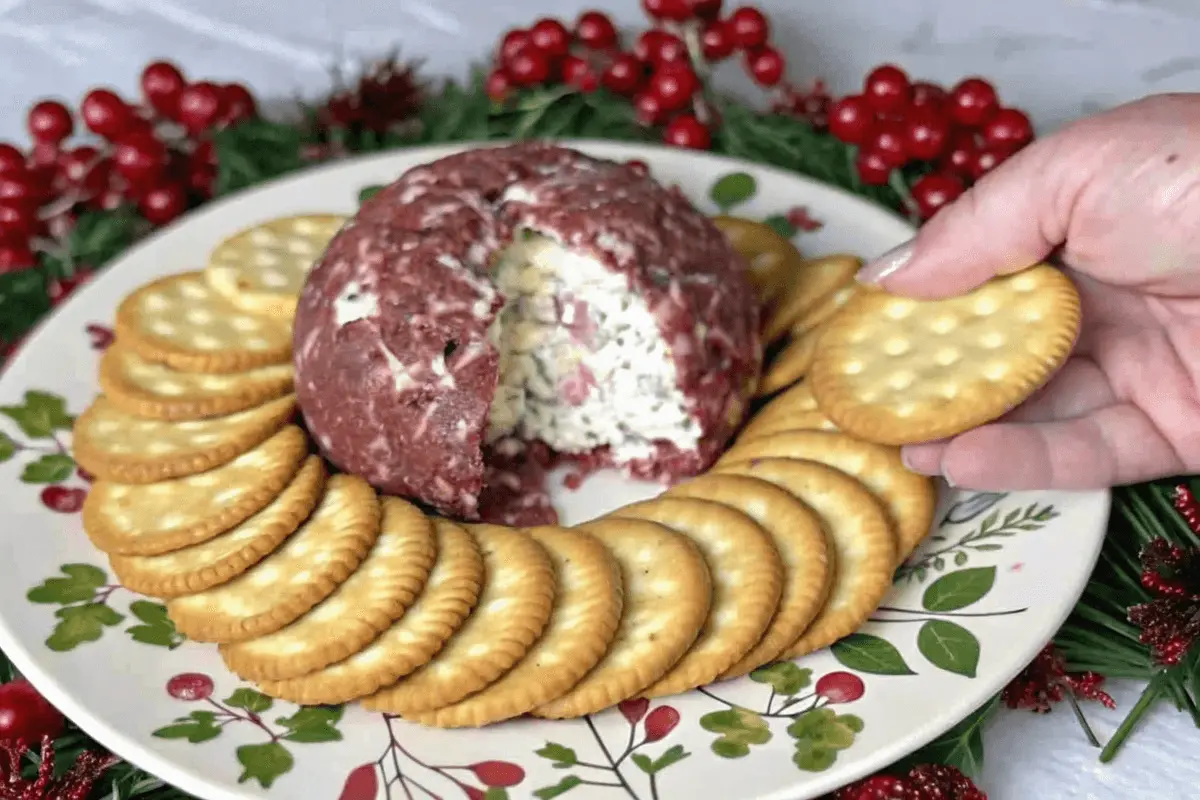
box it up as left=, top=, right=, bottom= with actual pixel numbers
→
left=856, top=93, right=1200, bottom=491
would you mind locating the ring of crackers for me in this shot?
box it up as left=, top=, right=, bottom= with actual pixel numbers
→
left=166, top=474, right=381, bottom=643
left=73, top=394, right=297, bottom=484
left=256, top=518, right=484, bottom=706
left=739, top=381, right=837, bottom=442
left=114, top=272, right=293, bottom=374
left=761, top=254, right=861, bottom=344
left=759, top=328, right=819, bottom=397
left=809, top=264, right=1082, bottom=445
left=711, top=215, right=803, bottom=307
left=98, top=343, right=294, bottom=421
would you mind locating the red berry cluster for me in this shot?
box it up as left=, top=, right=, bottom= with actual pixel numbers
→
left=827, top=65, right=1033, bottom=219
left=0, top=61, right=258, bottom=276
left=486, top=3, right=788, bottom=150
left=1128, top=531, right=1200, bottom=666
left=831, top=763, right=986, bottom=800
left=1001, top=643, right=1115, bottom=714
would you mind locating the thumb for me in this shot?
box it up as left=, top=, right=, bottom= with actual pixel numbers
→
left=858, top=136, right=1075, bottom=300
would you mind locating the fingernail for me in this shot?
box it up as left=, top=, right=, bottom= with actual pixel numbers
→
left=857, top=239, right=915, bottom=285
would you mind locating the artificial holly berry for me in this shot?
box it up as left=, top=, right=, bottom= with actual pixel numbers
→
left=177, top=81, right=226, bottom=135
left=1174, top=484, right=1200, bottom=536
left=911, top=171, right=965, bottom=219
left=0, top=243, right=34, bottom=273
left=690, top=0, right=724, bottom=18
left=648, top=63, right=700, bottom=112
left=701, top=20, right=736, bottom=61
left=903, top=106, right=951, bottom=160
left=663, top=114, right=711, bottom=149
left=968, top=144, right=1009, bottom=180
left=0, top=679, right=65, bottom=745
left=530, top=18, right=572, bottom=58
left=728, top=6, right=770, bottom=49
left=949, top=77, right=999, bottom=127
left=745, top=46, right=786, bottom=87
left=141, top=60, right=187, bottom=118
left=507, top=47, right=553, bottom=86
left=575, top=11, right=618, bottom=50
left=0, top=201, right=36, bottom=245
left=485, top=69, right=512, bottom=102
left=633, top=91, right=667, bottom=125
left=834, top=774, right=916, bottom=800
left=863, top=64, right=911, bottom=114
left=907, top=764, right=987, bottom=800
left=562, top=55, right=600, bottom=92
left=642, top=0, right=692, bottom=21
left=827, top=95, right=873, bottom=144
left=219, top=83, right=258, bottom=126
left=113, top=131, right=169, bottom=188
left=0, top=144, right=24, bottom=175
left=864, top=119, right=908, bottom=168
left=0, top=171, right=39, bottom=206
left=855, top=148, right=892, bottom=186
left=27, top=100, right=74, bottom=145
left=941, top=130, right=979, bottom=177
left=40, top=486, right=87, bottom=513
left=138, top=181, right=188, bottom=225
left=603, top=54, right=645, bottom=95
left=636, top=30, right=688, bottom=66
left=910, top=80, right=948, bottom=110
left=81, top=89, right=133, bottom=140
left=499, top=29, right=532, bottom=64
left=982, top=107, right=1033, bottom=151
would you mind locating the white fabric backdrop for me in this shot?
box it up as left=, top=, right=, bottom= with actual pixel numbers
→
left=2, top=1, right=1197, bottom=797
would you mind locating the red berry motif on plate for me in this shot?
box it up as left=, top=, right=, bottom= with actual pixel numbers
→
left=0, top=678, right=66, bottom=745
left=469, top=760, right=526, bottom=787
left=166, top=673, right=214, bottom=702
left=643, top=704, right=681, bottom=742
left=338, top=763, right=379, bottom=800
left=619, top=696, right=650, bottom=724
left=815, top=671, right=866, bottom=705
left=40, top=486, right=86, bottom=513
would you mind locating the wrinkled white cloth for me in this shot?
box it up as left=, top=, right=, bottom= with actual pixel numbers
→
left=2, top=0, right=1197, bottom=797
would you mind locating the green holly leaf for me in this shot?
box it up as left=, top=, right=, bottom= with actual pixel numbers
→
left=225, top=687, right=273, bottom=713
left=533, top=775, right=583, bottom=799
left=276, top=706, right=344, bottom=743
left=236, top=741, right=294, bottom=789
left=830, top=633, right=915, bottom=676
left=709, top=172, right=757, bottom=211
left=762, top=214, right=796, bottom=239
left=46, top=602, right=124, bottom=651
left=125, top=600, right=185, bottom=649
left=535, top=742, right=577, bottom=767
left=922, top=567, right=997, bottom=612
left=917, top=620, right=981, bottom=678
left=0, top=390, right=74, bottom=438
left=20, top=453, right=75, bottom=484
left=68, top=207, right=143, bottom=267
left=792, top=739, right=837, bottom=772
left=0, top=432, right=15, bottom=463
left=358, top=185, right=384, bottom=205
left=0, top=269, right=49, bottom=342
left=153, top=710, right=222, bottom=744
left=27, top=564, right=108, bottom=605
left=699, top=707, right=772, bottom=758
left=749, top=661, right=812, bottom=695
left=897, top=695, right=999, bottom=778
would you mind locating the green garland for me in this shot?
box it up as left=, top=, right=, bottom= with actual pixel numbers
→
left=0, top=70, right=1193, bottom=799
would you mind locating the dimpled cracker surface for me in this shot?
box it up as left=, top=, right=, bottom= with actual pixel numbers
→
left=220, top=497, right=436, bottom=682
left=166, top=474, right=380, bottom=643
left=810, top=264, right=1081, bottom=445
left=792, top=283, right=857, bottom=336
left=115, top=272, right=293, bottom=373
left=84, top=425, right=309, bottom=556
left=611, top=497, right=783, bottom=697
left=534, top=517, right=712, bottom=719
left=256, top=518, right=483, bottom=706
left=409, top=525, right=624, bottom=728
left=99, top=343, right=294, bottom=420
left=108, top=456, right=325, bottom=598
left=206, top=214, right=347, bottom=317
left=714, top=458, right=895, bottom=658
left=73, top=394, right=297, bottom=484
left=711, top=215, right=803, bottom=306
left=762, top=254, right=861, bottom=344
left=362, top=524, right=556, bottom=715
left=721, top=429, right=936, bottom=563
left=739, top=381, right=838, bottom=442
left=668, top=474, right=831, bottom=679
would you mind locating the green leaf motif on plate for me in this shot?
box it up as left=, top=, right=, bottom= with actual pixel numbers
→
left=917, top=620, right=981, bottom=678
left=533, top=775, right=583, bottom=799
left=830, top=633, right=915, bottom=676
left=535, top=742, right=578, bottom=768
left=275, top=706, right=344, bottom=743
left=225, top=687, right=273, bottom=714
left=483, top=790, right=509, bottom=800
left=631, top=744, right=689, bottom=775
left=699, top=707, right=773, bottom=758
left=787, top=708, right=864, bottom=772
left=922, top=567, right=997, bottom=612
left=153, top=710, right=223, bottom=744
left=236, top=741, right=294, bottom=789
left=28, top=564, right=108, bottom=605
left=0, top=432, right=15, bottom=463
left=761, top=213, right=797, bottom=239
left=709, top=172, right=757, bottom=211
left=125, top=600, right=185, bottom=649
left=47, top=603, right=124, bottom=652
left=20, top=453, right=75, bottom=484
left=0, top=390, right=74, bottom=439
left=749, top=661, right=812, bottom=695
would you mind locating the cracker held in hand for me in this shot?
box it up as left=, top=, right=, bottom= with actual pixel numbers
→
left=108, top=456, right=325, bottom=598
left=115, top=272, right=293, bottom=374
left=73, top=394, right=297, bottom=484
left=610, top=497, right=783, bottom=696
left=715, top=458, right=895, bottom=658
left=84, top=425, right=309, bottom=556
left=668, top=474, right=831, bottom=679
left=256, top=518, right=483, bottom=706
left=220, top=497, right=436, bottom=682
left=722, top=429, right=936, bottom=562
left=99, top=343, right=294, bottom=421
left=762, top=254, right=861, bottom=344
left=810, top=264, right=1081, bottom=445
left=206, top=214, right=347, bottom=317
left=534, top=517, right=711, bottom=719
left=711, top=215, right=803, bottom=307
left=362, top=524, right=556, bottom=715
left=166, top=474, right=380, bottom=643
left=408, top=525, right=623, bottom=728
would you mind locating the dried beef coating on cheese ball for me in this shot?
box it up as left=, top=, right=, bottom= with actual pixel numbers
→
left=293, top=141, right=760, bottom=519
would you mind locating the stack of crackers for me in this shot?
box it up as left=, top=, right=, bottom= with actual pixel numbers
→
left=70, top=211, right=1080, bottom=729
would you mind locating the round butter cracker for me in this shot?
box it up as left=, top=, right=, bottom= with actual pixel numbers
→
left=711, top=215, right=803, bottom=307
left=362, top=523, right=556, bottom=715
left=108, top=456, right=325, bottom=597
left=73, top=394, right=297, bottom=484
left=99, top=343, right=294, bottom=421
left=759, top=328, right=820, bottom=397
left=115, top=271, right=293, bottom=374
left=408, top=525, right=623, bottom=728
left=256, top=518, right=483, bottom=706
left=206, top=214, right=348, bottom=317
left=740, top=381, right=837, bottom=442
left=762, top=254, right=861, bottom=345
left=809, top=264, right=1082, bottom=445
left=84, top=425, right=309, bottom=556
left=610, top=497, right=783, bottom=697
left=534, top=517, right=711, bottom=719
left=220, top=497, right=436, bottom=682
left=166, top=474, right=380, bottom=644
